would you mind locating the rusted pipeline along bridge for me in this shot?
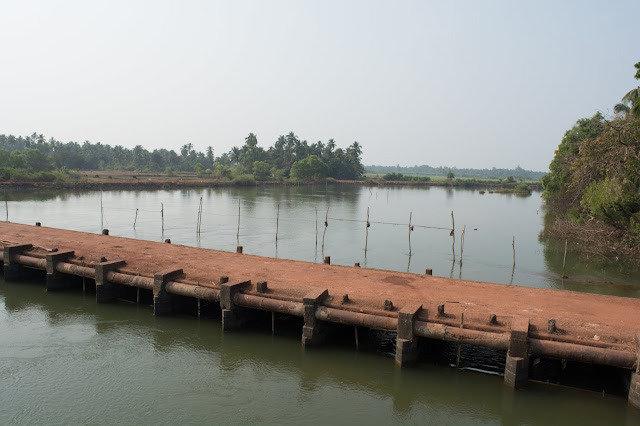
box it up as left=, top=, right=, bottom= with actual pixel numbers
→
left=1, top=223, right=640, bottom=408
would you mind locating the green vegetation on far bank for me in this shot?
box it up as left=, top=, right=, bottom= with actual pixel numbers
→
left=0, top=131, right=364, bottom=184
left=542, top=61, right=640, bottom=260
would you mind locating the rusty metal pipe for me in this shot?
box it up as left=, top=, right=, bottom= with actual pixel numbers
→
left=234, top=293, right=304, bottom=316
left=165, top=281, right=220, bottom=302
left=315, top=306, right=398, bottom=331
left=107, top=271, right=154, bottom=290
left=13, top=254, right=46, bottom=269
left=414, top=321, right=510, bottom=351
left=529, top=338, right=636, bottom=369
left=529, top=331, right=630, bottom=351
left=56, top=262, right=96, bottom=279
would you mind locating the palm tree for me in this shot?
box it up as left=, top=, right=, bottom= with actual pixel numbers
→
left=617, top=62, right=640, bottom=117
left=230, top=146, right=241, bottom=165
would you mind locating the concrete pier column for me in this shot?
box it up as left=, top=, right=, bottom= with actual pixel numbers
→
left=45, top=251, right=75, bottom=291
left=629, top=335, right=640, bottom=409
left=395, top=302, right=423, bottom=367
left=153, top=269, right=183, bottom=315
left=504, top=317, right=530, bottom=389
left=302, top=289, right=329, bottom=347
left=95, top=260, right=126, bottom=303
left=629, top=372, right=640, bottom=409
left=219, top=280, right=252, bottom=331
left=3, top=244, right=33, bottom=281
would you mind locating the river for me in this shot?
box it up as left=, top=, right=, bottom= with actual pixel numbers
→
left=1, top=185, right=639, bottom=424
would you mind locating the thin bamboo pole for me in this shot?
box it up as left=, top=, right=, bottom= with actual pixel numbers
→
left=236, top=199, right=241, bottom=239
left=450, top=210, right=455, bottom=263
left=315, top=207, right=318, bottom=247
left=408, top=212, right=413, bottom=256
left=100, top=192, right=104, bottom=229
left=510, top=236, right=516, bottom=285
left=364, top=207, right=370, bottom=255
left=276, top=203, right=280, bottom=244
left=161, top=202, right=164, bottom=234
left=133, top=208, right=138, bottom=229
left=321, top=207, right=329, bottom=252
left=459, top=225, right=466, bottom=265
left=197, top=196, right=203, bottom=234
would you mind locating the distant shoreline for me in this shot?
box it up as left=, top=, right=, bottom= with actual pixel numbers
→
left=0, top=175, right=542, bottom=193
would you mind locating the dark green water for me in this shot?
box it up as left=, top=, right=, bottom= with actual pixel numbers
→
left=1, top=279, right=639, bottom=425
left=2, top=185, right=640, bottom=424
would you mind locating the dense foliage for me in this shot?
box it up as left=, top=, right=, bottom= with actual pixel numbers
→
left=0, top=131, right=365, bottom=181
left=542, top=62, right=640, bottom=252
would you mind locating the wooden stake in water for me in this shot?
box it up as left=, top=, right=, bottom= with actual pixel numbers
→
left=276, top=203, right=280, bottom=245
left=161, top=202, right=164, bottom=234
left=100, top=192, right=104, bottom=230
left=321, top=207, right=329, bottom=252
left=408, top=212, right=413, bottom=256
left=315, top=207, right=318, bottom=247
left=197, top=196, right=203, bottom=234
left=237, top=199, right=241, bottom=239
left=510, top=236, right=516, bottom=285
left=450, top=210, right=455, bottom=263
left=459, top=225, right=466, bottom=265
left=562, top=239, right=568, bottom=278
left=364, top=207, right=370, bottom=255
left=5, top=200, right=7, bottom=221
left=133, top=208, right=138, bottom=229
left=451, top=210, right=455, bottom=234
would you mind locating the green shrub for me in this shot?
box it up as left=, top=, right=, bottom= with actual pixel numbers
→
left=382, top=172, right=406, bottom=181
left=232, top=174, right=256, bottom=186
left=514, top=183, right=532, bottom=194
left=580, top=178, right=640, bottom=228
left=252, top=161, right=271, bottom=180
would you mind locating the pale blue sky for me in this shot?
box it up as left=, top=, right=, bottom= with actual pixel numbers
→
left=1, top=0, right=638, bottom=170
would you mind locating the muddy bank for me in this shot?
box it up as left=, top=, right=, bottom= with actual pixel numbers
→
left=0, top=178, right=542, bottom=192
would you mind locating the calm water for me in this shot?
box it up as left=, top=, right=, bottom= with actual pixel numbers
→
left=2, top=185, right=640, bottom=424
left=4, top=185, right=640, bottom=296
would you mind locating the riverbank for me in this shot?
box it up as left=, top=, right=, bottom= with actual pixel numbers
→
left=0, top=170, right=542, bottom=192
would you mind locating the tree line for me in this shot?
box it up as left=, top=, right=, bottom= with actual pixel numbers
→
left=366, top=164, right=545, bottom=181
left=542, top=62, right=640, bottom=257
left=0, top=131, right=364, bottom=182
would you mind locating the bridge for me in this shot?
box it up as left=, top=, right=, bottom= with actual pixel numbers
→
left=1, top=222, right=639, bottom=408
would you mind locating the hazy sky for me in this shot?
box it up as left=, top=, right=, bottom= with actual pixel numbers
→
left=1, top=1, right=638, bottom=171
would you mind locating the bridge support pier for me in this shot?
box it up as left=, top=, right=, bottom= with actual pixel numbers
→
left=504, top=317, right=530, bottom=389
left=395, top=303, right=423, bottom=367
left=629, top=372, right=640, bottom=409
left=45, top=251, right=75, bottom=291
left=95, top=260, right=126, bottom=303
left=302, top=289, right=329, bottom=347
left=3, top=244, right=32, bottom=281
left=220, top=280, right=252, bottom=331
left=629, top=335, right=640, bottom=409
left=153, top=269, right=183, bottom=315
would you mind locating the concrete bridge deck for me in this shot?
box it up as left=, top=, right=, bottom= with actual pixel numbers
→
left=1, top=222, right=640, bottom=406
